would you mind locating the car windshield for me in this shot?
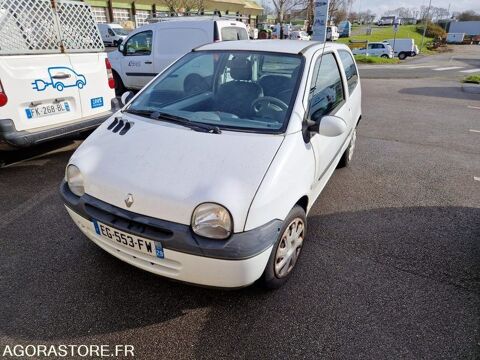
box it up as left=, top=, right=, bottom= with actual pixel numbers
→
left=113, top=28, right=129, bottom=36
left=127, top=51, right=303, bottom=133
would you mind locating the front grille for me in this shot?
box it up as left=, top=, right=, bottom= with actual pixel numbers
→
left=84, top=203, right=174, bottom=241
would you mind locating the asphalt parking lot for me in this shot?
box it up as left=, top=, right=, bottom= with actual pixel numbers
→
left=1, top=47, right=479, bottom=359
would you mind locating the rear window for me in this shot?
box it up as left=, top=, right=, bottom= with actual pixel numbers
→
left=338, top=50, right=359, bottom=94
left=261, top=55, right=300, bottom=75
left=221, top=27, right=248, bottom=41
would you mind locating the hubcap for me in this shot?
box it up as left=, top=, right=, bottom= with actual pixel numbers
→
left=348, top=129, right=357, bottom=162
left=274, top=218, right=304, bottom=278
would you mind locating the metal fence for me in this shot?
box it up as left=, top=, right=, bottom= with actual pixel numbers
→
left=0, top=0, right=104, bottom=55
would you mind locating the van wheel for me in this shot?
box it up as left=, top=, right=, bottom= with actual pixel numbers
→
left=261, top=205, right=306, bottom=289
left=113, top=40, right=118, bottom=47
left=398, top=52, right=407, bottom=60
left=381, top=54, right=389, bottom=58
left=337, top=128, right=356, bottom=168
left=55, top=83, right=64, bottom=91
left=113, top=72, right=126, bottom=96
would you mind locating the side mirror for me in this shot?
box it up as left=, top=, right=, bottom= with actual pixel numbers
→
left=120, top=91, right=134, bottom=106
left=118, top=43, right=124, bottom=53
left=305, top=115, right=347, bottom=139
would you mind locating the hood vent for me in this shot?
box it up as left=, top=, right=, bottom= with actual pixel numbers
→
left=107, top=117, right=133, bottom=135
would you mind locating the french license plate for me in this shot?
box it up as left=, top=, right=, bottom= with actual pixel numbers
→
left=92, top=219, right=164, bottom=259
left=25, top=101, right=70, bottom=119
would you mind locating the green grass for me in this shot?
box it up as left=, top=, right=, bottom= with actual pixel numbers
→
left=463, top=75, right=480, bottom=84
left=353, top=55, right=400, bottom=64
left=338, top=25, right=434, bottom=53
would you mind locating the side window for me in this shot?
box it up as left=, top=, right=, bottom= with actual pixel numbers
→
left=309, top=53, right=345, bottom=120
left=125, top=31, right=152, bottom=56
left=108, top=29, right=115, bottom=36
left=338, top=50, right=359, bottom=94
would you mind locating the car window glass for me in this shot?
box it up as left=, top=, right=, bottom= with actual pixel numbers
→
left=125, top=30, right=152, bottom=56
left=338, top=50, right=359, bottom=94
left=221, top=27, right=248, bottom=41
left=309, top=53, right=345, bottom=120
left=108, top=29, right=115, bottom=36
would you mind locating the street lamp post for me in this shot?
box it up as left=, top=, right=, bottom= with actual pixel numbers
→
left=420, top=0, right=433, bottom=50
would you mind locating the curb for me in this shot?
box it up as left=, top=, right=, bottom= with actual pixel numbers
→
left=462, top=83, right=480, bottom=94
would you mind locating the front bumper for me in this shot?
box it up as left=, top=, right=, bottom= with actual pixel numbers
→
left=0, top=98, right=121, bottom=149
left=60, top=182, right=281, bottom=287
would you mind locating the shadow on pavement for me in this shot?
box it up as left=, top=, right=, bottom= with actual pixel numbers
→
left=1, top=203, right=479, bottom=358
left=398, top=86, right=480, bottom=100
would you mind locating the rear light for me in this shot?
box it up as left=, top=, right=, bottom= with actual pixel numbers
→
left=105, top=58, right=115, bottom=89
left=0, top=80, right=7, bottom=107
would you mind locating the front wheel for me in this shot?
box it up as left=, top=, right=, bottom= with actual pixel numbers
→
left=398, top=52, right=407, bottom=60
left=381, top=54, right=389, bottom=58
left=261, top=205, right=307, bottom=289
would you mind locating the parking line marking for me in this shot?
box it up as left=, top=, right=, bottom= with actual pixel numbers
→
left=475, top=177, right=480, bottom=182
left=406, top=65, right=435, bottom=69
left=468, top=106, right=480, bottom=110
left=460, top=68, right=480, bottom=73
left=470, top=129, right=480, bottom=133
left=433, top=66, right=464, bottom=71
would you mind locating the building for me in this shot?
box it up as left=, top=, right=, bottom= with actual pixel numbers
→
left=85, top=0, right=263, bottom=28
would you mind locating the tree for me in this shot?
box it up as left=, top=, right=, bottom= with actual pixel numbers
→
left=272, top=0, right=306, bottom=23
left=163, top=0, right=183, bottom=14
left=457, top=10, right=480, bottom=21
left=181, top=0, right=205, bottom=13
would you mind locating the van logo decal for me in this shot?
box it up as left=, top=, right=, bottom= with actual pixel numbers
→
left=125, top=193, right=134, bottom=208
left=31, top=66, right=87, bottom=92
left=90, top=97, right=104, bottom=109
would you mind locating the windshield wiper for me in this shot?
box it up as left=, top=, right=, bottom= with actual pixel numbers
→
left=124, top=108, right=154, bottom=117
left=151, top=111, right=221, bottom=134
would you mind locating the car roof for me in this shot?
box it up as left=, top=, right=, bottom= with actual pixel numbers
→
left=196, top=40, right=350, bottom=55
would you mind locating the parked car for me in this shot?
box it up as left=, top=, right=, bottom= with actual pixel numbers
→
left=326, top=26, right=339, bottom=41
left=98, top=23, right=129, bottom=47
left=352, top=42, right=394, bottom=58
left=61, top=40, right=362, bottom=289
left=0, top=0, right=117, bottom=150
left=108, top=17, right=248, bottom=94
left=290, top=30, right=310, bottom=40
left=383, top=38, right=419, bottom=59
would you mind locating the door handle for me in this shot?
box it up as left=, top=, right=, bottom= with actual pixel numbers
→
left=51, top=73, right=71, bottom=79
left=144, top=61, right=152, bottom=64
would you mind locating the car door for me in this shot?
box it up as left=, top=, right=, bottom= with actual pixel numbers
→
left=307, top=52, right=353, bottom=184
left=120, top=30, right=155, bottom=89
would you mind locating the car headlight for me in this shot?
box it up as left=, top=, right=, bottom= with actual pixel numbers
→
left=65, top=164, right=85, bottom=197
left=191, top=203, right=232, bottom=239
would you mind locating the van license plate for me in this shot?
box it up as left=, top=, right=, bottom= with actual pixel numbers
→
left=92, top=219, right=164, bottom=259
left=25, top=101, right=70, bottom=119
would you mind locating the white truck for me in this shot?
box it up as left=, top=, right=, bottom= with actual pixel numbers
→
left=0, top=0, right=118, bottom=150
left=98, top=23, right=129, bottom=47
left=108, top=16, right=248, bottom=93
left=383, top=38, right=419, bottom=60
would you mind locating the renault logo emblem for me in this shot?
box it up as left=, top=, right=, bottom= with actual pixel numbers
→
left=125, top=193, right=134, bottom=208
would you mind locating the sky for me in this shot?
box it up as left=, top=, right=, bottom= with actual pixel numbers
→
left=354, top=0, right=480, bottom=15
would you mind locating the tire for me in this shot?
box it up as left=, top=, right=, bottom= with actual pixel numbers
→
left=76, top=80, right=84, bottom=89
left=337, top=128, right=357, bottom=168
left=113, top=71, right=126, bottom=96
left=55, top=83, right=64, bottom=91
left=398, top=52, right=407, bottom=60
left=381, top=54, right=389, bottom=58
left=261, top=205, right=307, bottom=289
left=113, top=40, right=118, bottom=47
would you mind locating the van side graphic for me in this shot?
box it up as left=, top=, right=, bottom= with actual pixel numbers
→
left=32, top=67, right=87, bottom=92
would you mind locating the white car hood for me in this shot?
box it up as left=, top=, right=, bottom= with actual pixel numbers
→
left=70, top=115, right=284, bottom=232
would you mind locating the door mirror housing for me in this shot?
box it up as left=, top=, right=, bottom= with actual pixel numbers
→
left=120, top=91, right=134, bottom=106
left=304, top=115, right=347, bottom=141
left=118, top=43, right=125, bottom=54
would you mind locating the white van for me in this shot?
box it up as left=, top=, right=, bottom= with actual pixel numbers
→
left=352, top=42, right=394, bottom=58
left=383, top=38, right=419, bottom=60
left=0, top=0, right=117, bottom=150
left=326, top=26, right=339, bottom=41
left=108, top=17, right=248, bottom=93
left=98, top=23, right=129, bottom=47
left=61, top=40, right=362, bottom=289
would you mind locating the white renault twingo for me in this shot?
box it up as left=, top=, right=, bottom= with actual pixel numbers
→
left=61, top=40, right=362, bottom=289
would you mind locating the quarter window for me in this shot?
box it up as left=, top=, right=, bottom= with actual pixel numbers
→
left=309, top=53, right=345, bottom=120
left=221, top=27, right=248, bottom=41
left=125, top=31, right=152, bottom=56
left=338, top=50, right=359, bottom=94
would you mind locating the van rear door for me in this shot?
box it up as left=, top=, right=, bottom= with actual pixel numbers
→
left=0, top=54, right=83, bottom=132
left=68, top=53, right=115, bottom=119
left=215, top=21, right=249, bottom=41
